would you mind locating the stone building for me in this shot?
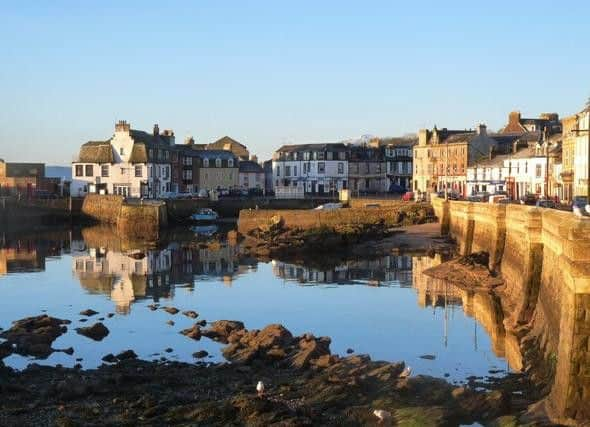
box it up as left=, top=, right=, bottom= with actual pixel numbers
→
left=348, top=144, right=387, bottom=194
left=272, top=143, right=348, bottom=197
left=238, top=160, right=265, bottom=193
left=71, top=121, right=176, bottom=198
left=413, top=124, right=497, bottom=197
left=381, top=137, right=416, bottom=192
left=207, top=136, right=250, bottom=160
left=500, top=111, right=562, bottom=135
left=561, top=106, right=590, bottom=202
left=0, top=160, right=59, bottom=196
left=191, top=150, right=238, bottom=192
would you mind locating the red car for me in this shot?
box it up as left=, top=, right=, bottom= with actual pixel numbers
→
left=402, top=191, right=414, bottom=201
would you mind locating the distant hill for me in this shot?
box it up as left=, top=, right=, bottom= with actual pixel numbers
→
left=46, top=166, right=71, bottom=180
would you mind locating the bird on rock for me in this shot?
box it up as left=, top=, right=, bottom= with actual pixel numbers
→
left=373, top=409, right=392, bottom=424
left=399, top=366, right=412, bottom=378
left=256, top=381, right=265, bottom=397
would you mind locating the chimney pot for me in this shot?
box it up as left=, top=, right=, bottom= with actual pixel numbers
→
left=153, top=124, right=160, bottom=136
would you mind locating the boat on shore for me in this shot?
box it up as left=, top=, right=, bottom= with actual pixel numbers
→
left=190, top=208, right=219, bottom=222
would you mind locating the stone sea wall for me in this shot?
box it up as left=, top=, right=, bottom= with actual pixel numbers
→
left=432, top=197, right=590, bottom=425
left=81, top=195, right=166, bottom=240
left=237, top=203, right=433, bottom=235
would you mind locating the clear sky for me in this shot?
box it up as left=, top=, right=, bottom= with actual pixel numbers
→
left=1, top=0, right=589, bottom=164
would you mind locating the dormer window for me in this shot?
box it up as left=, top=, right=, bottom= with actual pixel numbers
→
left=215, top=158, right=221, bottom=167
left=228, top=159, right=234, bottom=167
left=120, top=148, right=125, bottom=155
left=203, top=158, right=209, bottom=167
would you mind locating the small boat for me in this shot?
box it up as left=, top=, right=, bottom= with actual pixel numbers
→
left=190, top=208, right=219, bottom=222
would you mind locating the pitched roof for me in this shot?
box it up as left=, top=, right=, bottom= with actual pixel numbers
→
left=130, top=130, right=174, bottom=146
left=379, top=137, right=417, bottom=147
left=78, top=141, right=114, bottom=163
left=212, top=136, right=247, bottom=149
left=239, top=160, right=263, bottom=173
left=128, top=143, right=148, bottom=163
left=193, top=150, right=237, bottom=161
left=276, top=143, right=348, bottom=153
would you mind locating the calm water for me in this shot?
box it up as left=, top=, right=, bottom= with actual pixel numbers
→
left=0, top=227, right=512, bottom=382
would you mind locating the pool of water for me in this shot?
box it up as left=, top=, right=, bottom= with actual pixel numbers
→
left=0, top=227, right=511, bottom=382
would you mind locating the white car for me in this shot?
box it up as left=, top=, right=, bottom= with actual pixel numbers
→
left=314, top=203, right=343, bottom=211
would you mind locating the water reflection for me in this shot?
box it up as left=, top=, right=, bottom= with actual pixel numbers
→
left=271, top=255, right=412, bottom=286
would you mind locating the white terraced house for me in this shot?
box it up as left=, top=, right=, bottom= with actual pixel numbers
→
left=271, top=143, right=348, bottom=197
left=71, top=121, right=175, bottom=198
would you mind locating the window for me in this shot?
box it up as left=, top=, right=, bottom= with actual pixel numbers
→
left=228, top=159, right=234, bottom=167
left=285, top=166, right=291, bottom=177
left=75, top=165, right=83, bottom=177
left=338, top=162, right=344, bottom=174
left=101, top=164, right=109, bottom=177
left=318, top=162, right=325, bottom=174
left=535, top=164, right=542, bottom=178
left=276, top=166, right=280, bottom=177
left=304, top=152, right=310, bottom=161
left=327, top=152, right=333, bottom=160
left=120, top=147, right=125, bottom=155
left=338, top=152, right=346, bottom=160
left=203, top=158, right=209, bottom=167
left=215, top=158, right=221, bottom=167
left=293, top=166, right=297, bottom=176
left=85, top=165, right=94, bottom=176
left=165, top=151, right=169, bottom=160
left=318, top=152, right=325, bottom=160
left=163, top=166, right=169, bottom=179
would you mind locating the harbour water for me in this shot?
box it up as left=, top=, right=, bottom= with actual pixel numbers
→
left=0, top=226, right=511, bottom=383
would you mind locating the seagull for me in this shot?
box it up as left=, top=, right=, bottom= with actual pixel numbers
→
left=574, top=205, right=584, bottom=217
left=373, top=409, right=392, bottom=424
left=256, top=381, right=265, bottom=397
left=399, top=366, right=412, bottom=378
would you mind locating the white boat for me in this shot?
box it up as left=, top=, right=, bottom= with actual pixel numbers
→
left=190, top=208, right=219, bottom=222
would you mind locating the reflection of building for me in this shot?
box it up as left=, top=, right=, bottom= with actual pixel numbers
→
left=412, top=254, right=522, bottom=370
left=0, top=231, right=70, bottom=275
left=272, top=255, right=413, bottom=286
left=72, top=231, right=244, bottom=311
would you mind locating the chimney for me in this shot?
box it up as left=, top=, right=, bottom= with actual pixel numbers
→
left=477, top=123, right=487, bottom=136
left=250, top=154, right=258, bottom=162
left=184, top=136, right=194, bottom=145
left=418, top=129, right=429, bottom=146
left=153, top=124, right=160, bottom=136
left=115, top=120, right=130, bottom=133
left=508, top=111, right=521, bottom=126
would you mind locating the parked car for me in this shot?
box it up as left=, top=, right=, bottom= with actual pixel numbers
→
left=519, top=193, right=538, bottom=206
left=195, top=189, right=209, bottom=199
left=402, top=191, right=414, bottom=201
left=536, top=199, right=555, bottom=209
left=314, top=203, right=342, bottom=211
left=447, top=191, right=462, bottom=200
left=572, top=196, right=588, bottom=210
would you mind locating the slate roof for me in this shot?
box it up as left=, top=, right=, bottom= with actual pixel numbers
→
left=129, top=130, right=174, bottom=146
left=379, top=137, right=417, bottom=147
left=239, top=160, right=264, bottom=173
left=193, top=150, right=238, bottom=161
left=276, top=143, right=348, bottom=153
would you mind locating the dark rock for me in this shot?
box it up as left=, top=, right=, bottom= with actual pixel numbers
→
left=0, top=315, right=70, bottom=358
left=202, top=320, right=245, bottom=343
left=79, top=309, right=99, bottom=317
left=196, top=319, right=207, bottom=327
left=291, top=334, right=331, bottom=369
left=165, top=348, right=173, bottom=353
left=192, top=350, right=209, bottom=359
left=182, top=310, right=199, bottom=319
left=166, top=320, right=175, bottom=326
left=102, top=354, right=117, bottom=363
left=420, top=354, right=436, bottom=360
left=116, top=350, right=138, bottom=360
left=62, top=347, right=74, bottom=355
left=75, top=322, right=109, bottom=341
left=78, top=318, right=88, bottom=323
left=346, top=348, right=354, bottom=354
left=107, top=313, right=115, bottom=318
left=163, top=307, right=179, bottom=315
left=180, top=324, right=202, bottom=340
left=147, top=304, right=159, bottom=311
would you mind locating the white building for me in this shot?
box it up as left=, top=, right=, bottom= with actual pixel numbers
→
left=71, top=121, right=175, bottom=198
left=272, top=143, right=349, bottom=196
left=238, top=160, right=265, bottom=193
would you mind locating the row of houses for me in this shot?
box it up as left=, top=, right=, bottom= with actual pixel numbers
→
left=412, top=106, right=590, bottom=203
left=71, top=121, right=264, bottom=198
left=67, top=102, right=590, bottom=202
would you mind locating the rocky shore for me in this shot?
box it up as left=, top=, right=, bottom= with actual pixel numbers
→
left=0, top=315, right=531, bottom=426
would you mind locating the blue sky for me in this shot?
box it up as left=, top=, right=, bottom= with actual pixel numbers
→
left=1, top=0, right=589, bottom=164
